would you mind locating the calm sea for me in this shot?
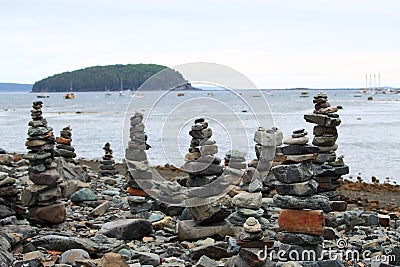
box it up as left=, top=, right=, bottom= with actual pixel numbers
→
left=0, top=89, right=399, bottom=182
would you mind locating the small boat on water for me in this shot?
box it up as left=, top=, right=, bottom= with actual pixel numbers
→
left=300, top=91, right=309, bottom=97
left=119, top=90, right=127, bottom=96
left=206, top=92, right=214, bottom=97
left=37, top=93, right=49, bottom=98
left=177, top=93, right=184, bottom=96
left=63, top=92, right=75, bottom=99
left=132, top=92, right=144, bottom=98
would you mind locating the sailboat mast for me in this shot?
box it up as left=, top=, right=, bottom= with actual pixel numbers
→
left=369, top=74, right=372, bottom=90
left=378, top=73, right=381, bottom=89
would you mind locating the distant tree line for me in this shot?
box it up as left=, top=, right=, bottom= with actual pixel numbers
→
left=32, top=64, right=191, bottom=92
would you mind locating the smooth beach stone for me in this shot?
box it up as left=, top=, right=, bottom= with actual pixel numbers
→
left=71, top=188, right=97, bottom=202
left=125, top=149, right=147, bottom=161
left=273, top=194, right=331, bottom=212
left=185, top=152, right=201, bottom=161
left=199, top=144, right=218, bottom=156
left=59, top=249, right=91, bottom=265
left=29, top=168, right=60, bottom=185
left=56, top=143, right=75, bottom=151
left=56, top=149, right=76, bottom=158
left=313, top=152, right=337, bottom=163
left=28, top=203, right=66, bottom=224
left=199, top=138, right=216, bottom=146
left=314, top=106, right=339, bottom=114
left=304, top=113, right=341, bottom=127
left=315, top=101, right=331, bottom=110
left=317, top=143, right=338, bottom=153
left=194, top=155, right=221, bottom=165
left=275, top=179, right=319, bottom=196
left=177, top=220, right=235, bottom=241
left=130, top=169, right=152, bottom=179
left=100, top=219, right=152, bottom=240
left=91, top=201, right=111, bottom=217
left=55, top=137, right=71, bottom=145
left=281, top=145, right=319, bottom=155
left=312, top=135, right=338, bottom=147
left=25, top=139, right=47, bottom=147
left=28, top=164, right=46, bottom=174
left=313, top=125, right=337, bottom=136
left=181, top=161, right=223, bottom=176
left=278, top=209, right=325, bottom=235
left=271, top=162, right=316, bottom=184
left=282, top=153, right=317, bottom=163
left=255, top=144, right=275, bottom=161
left=100, top=159, right=115, bottom=165
left=129, top=201, right=152, bottom=214
left=228, top=161, right=247, bottom=169
left=315, top=164, right=349, bottom=177
left=37, top=186, right=62, bottom=202
left=236, top=207, right=264, bottom=218
left=23, top=152, right=51, bottom=161
left=28, top=118, right=47, bottom=127
left=126, top=160, right=148, bottom=171
left=283, top=136, right=309, bottom=145
left=277, top=232, right=324, bottom=246
left=233, top=191, right=262, bottom=209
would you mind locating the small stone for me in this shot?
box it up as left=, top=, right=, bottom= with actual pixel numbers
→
left=243, top=217, right=262, bottom=233
left=275, top=179, right=319, bottom=196
left=273, top=194, right=331, bottom=212
left=71, top=188, right=97, bottom=202
left=304, top=113, right=341, bottom=127
left=277, top=232, right=323, bottom=246
left=233, top=191, right=262, bottom=209
left=100, top=252, right=129, bottom=267
left=29, top=168, right=60, bottom=186
left=283, top=136, right=309, bottom=145
left=281, top=145, right=319, bottom=155
left=195, top=255, right=218, bottom=267
left=100, top=219, right=152, bottom=240
left=91, top=201, right=111, bottom=217
left=28, top=203, right=66, bottom=224
left=271, top=162, right=316, bottom=184
left=59, top=249, right=90, bottom=265
left=313, top=135, right=338, bottom=147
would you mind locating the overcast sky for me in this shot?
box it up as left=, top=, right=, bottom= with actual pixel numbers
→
left=1, top=0, right=399, bottom=88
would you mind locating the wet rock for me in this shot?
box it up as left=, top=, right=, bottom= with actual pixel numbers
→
left=99, top=219, right=152, bottom=240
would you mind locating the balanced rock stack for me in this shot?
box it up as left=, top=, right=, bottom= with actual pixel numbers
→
left=304, top=93, right=349, bottom=205
left=98, top=143, right=117, bottom=177
left=125, top=112, right=153, bottom=197
left=22, top=101, right=66, bottom=224
left=271, top=129, right=326, bottom=261
left=179, top=118, right=230, bottom=232
left=0, top=169, right=21, bottom=220
left=182, top=118, right=223, bottom=188
left=228, top=167, right=269, bottom=229
left=54, top=126, right=76, bottom=161
left=249, top=127, right=283, bottom=194
left=223, top=150, right=247, bottom=187
left=225, top=217, right=272, bottom=267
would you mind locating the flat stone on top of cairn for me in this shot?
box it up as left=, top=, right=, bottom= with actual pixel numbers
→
left=304, top=92, right=349, bottom=209
left=98, top=143, right=117, bottom=177
left=21, top=101, right=66, bottom=224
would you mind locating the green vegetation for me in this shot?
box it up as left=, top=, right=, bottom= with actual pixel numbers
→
left=32, top=64, right=191, bottom=92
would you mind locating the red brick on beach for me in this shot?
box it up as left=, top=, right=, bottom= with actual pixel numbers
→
left=278, top=209, right=325, bottom=235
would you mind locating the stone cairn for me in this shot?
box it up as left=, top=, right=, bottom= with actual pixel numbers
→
left=223, top=150, right=247, bottom=188
left=125, top=113, right=153, bottom=218
left=225, top=217, right=272, bottom=267
left=271, top=128, right=326, bottom=261
left=22, top=101, right=66, bottom=224
left=0, top=154, right=22, bottom=221
left=249, top=127, right=283, bottom=195
left=54, top=126, right=76, bottom=161
left=178, top=118, right=230, bottom=237
left=98, top=143, right=117, bottom=177
left=304, top=92, right=349, bottom=208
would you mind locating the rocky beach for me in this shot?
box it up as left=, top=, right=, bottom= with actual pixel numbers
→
left=0, top=96, right=399, bottom=267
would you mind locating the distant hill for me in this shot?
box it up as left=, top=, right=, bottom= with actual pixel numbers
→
left=0, top=83, right=32, bottom=92
left=32, top=64, right=196, bottom=92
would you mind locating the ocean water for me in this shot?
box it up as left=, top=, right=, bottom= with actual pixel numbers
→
left=0, top=89, right=399, bottom=182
